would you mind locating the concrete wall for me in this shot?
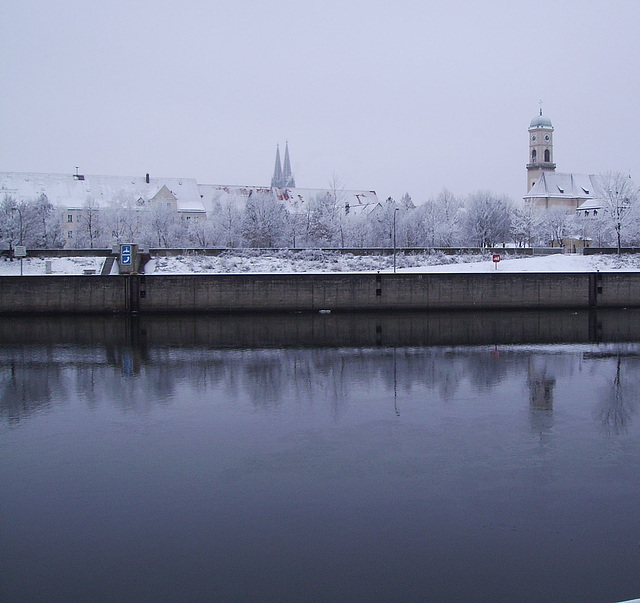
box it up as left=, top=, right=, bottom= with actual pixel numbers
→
left=1, top=272, right=639, bottom=314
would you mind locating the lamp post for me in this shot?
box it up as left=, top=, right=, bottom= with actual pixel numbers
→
left=11, top=206, right=25, bottom=275
left=11, top=205, right=23, bottom=246
left=393, top=207, right=399, bottom=273
left=609, top=189, right=622, bottom=255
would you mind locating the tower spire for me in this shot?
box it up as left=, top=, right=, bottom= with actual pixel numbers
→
left=282, top=141, right=295, bottom=188
left=271, top=144, right=283, bottom=188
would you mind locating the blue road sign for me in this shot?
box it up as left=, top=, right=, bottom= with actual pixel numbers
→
left=121, top=244, right=132, bottom=266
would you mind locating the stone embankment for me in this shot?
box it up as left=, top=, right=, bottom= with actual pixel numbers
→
left=0, top=272, right=638, bottom=314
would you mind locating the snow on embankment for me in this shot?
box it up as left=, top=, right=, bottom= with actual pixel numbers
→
left=2, top=251, right=640, bottom=276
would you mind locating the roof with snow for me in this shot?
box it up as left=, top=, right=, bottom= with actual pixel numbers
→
left=524, top=172, right=602, bottom=201
left=0, top=172, right=206, bottom=213
left=1, top=172, right=379, bottom=218
left=198, top=184, right=380, bottom=215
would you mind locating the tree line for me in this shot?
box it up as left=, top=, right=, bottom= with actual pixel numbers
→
left=2, top=171, right=638, bottom=251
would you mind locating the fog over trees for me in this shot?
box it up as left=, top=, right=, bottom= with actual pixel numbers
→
left=2, top=172, right=638, bottom=251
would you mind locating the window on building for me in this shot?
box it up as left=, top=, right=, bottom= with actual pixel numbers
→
left=68, top=230, right=73, bottom=239
left=67, top=214, right=73, bottom=223
left=531, top=149, right=537, bottom=162
left=544, top=149, right=550, bottom=162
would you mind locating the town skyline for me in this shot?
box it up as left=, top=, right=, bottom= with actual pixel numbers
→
left=2, top=1, right=639, bottom=203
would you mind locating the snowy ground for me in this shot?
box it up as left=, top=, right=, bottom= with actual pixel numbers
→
left=2, top=250, right=640, bottom=276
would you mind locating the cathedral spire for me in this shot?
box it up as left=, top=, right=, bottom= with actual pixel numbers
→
left=271, top=144, right=283, bottom=188
left=282, top=141, right=295, bottom=188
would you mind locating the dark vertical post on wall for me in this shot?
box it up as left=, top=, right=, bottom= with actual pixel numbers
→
left=129, top=275, right=140, bottom=314
left=589, top=272, right=602, bottom=308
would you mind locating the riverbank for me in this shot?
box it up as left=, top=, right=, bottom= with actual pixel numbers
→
left=1, top=251, right=640, bottom=276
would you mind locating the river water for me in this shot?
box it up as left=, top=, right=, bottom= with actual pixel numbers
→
left=1, top=311, right=640, bottom=602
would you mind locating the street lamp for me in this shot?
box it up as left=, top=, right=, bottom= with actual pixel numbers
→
left=11, top=206, right=25, bottom=275
left=11, top=205, right=23, bottom=246
left=393, top=207, right=400, bottom=273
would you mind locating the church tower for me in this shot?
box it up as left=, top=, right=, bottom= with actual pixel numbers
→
left=271, top=144, right=283, bottom=188
left=271, top=142, right=295, bottom=188
left=527, top=108, right=556, bottom=191
left=282, top=141, right=295, bottom=188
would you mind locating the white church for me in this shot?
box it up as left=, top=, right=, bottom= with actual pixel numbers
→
left=523, top=108, right=604, bottom=213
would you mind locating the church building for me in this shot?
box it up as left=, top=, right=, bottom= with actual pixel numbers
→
left=523, top=109, right=602, bottom=211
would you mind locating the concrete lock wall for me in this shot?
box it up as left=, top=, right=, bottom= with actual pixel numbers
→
left=0, top=273, right=639, bottom=314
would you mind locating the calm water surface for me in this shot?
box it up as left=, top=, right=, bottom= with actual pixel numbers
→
left=1, top=312, right=640, bottom=602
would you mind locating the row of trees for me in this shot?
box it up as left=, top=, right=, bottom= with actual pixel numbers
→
left=2, top=172, right=638, bottom=251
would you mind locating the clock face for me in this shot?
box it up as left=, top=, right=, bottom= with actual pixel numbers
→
left=531, top=134, right=537, bottom=142
left=544, top=134, right=550, bottom=142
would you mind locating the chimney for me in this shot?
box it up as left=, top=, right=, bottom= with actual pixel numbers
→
left=145, top=173, right=150, bottom=184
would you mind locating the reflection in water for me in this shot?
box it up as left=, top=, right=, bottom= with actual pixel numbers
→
left=2, top=312, right=640, bottom=602
left=1, top=312, right=640, bottom=431
left=593, top=354, right=639, bottom=435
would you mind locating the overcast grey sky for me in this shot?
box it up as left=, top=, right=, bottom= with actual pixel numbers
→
left=2, top=0, right=639, bottom=203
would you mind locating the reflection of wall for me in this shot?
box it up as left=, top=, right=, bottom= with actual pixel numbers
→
left=2, top=310, right=640, bottom=350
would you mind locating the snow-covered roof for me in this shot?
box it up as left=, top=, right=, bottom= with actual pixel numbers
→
left=576, top=198, right=603, bottom=212
left=0, top=172, right=206, bottom=213
left=197, top=184, right=380, bottom=215
left=274, top=187, right=379, bottom=212
left=524, top=172, right=601, bottom=201
left=1, top=172, right=379, bottom=218
left=198, top=184, right=273, bottom=213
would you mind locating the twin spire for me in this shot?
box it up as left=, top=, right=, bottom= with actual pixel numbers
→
left=271, top=142, right=295, bottom=188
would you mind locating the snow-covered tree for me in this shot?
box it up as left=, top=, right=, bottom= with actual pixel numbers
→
left=543, top=207, right=571, bottom=247
left=75, top=197, right=104, bottom=248
left=463, top=191, right=511, bottom=248
left=596, top=171, right=639, bottom=253
left=307, top=192, right=341, bottom=247
left=0, top=194, right=63, bottom=250
left=241, top=192, right=289, bottom=247
left=511, top=201, right=544, bottom=247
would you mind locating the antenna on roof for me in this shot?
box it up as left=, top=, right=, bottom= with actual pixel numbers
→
left=539, top=99, right=543, bottom=116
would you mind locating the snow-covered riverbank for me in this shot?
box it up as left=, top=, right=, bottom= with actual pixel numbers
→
left=2, top=250, right=640, bottom=276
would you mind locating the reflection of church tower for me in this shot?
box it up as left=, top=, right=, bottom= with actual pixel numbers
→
left=271, top=142, right=295, bottom=188
left=527, top=357, right=555, bottom=410
left=527, top=108, right=556, bottom=192
left=527, top=356, right=555, bottom=435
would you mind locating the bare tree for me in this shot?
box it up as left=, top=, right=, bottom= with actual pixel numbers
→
left=596, top=171, right=639, bottom=253
left=463, top=191, right=511, bottom=248
left=241, top=192, right=288, bottom=247
left=511, top=201, right=544, bottom=247
left=543, top=207, right=571, bottom=248
left=76, top=197, right=104, bottom=248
